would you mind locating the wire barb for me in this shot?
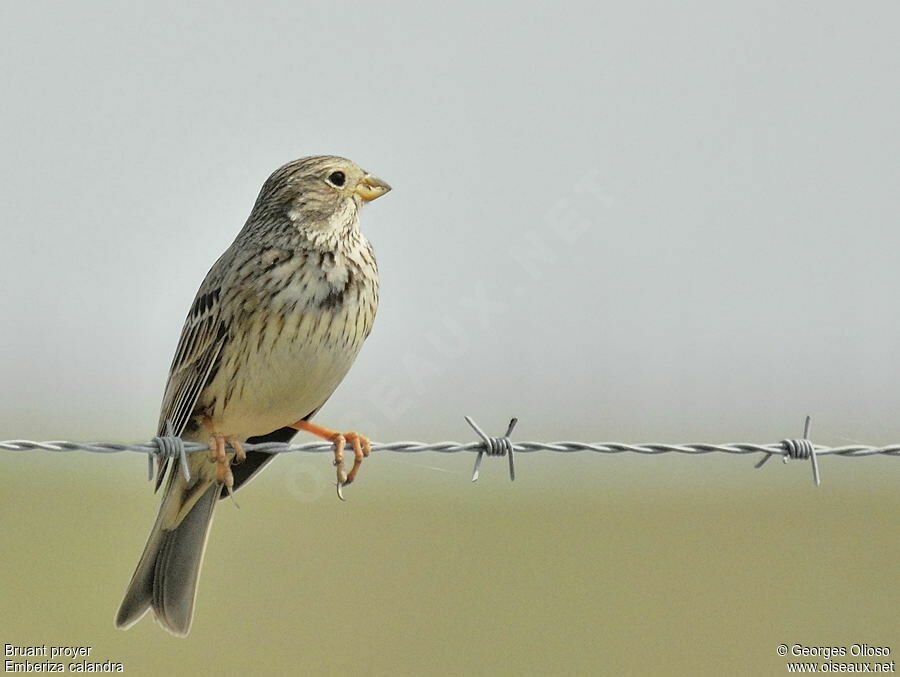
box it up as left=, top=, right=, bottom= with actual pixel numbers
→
left=754, top=415, right=820, bottom=486
left=466, top=416, right=518, bottom=482
left=150, top=420, right=191, bottom=482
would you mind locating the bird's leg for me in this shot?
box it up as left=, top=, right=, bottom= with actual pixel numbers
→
left=208, top=434, right=233, bottom=491
left=202, top=419, right=245, bottom=496
left=290, top=420, right=371, bottom=499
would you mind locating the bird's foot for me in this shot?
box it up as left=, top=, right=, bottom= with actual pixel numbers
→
left=207, top=434, right=245, bottom=497
left=290, top=420, right=371, bottom=500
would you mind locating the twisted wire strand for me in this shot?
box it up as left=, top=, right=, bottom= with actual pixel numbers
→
left=2, top=439, right=900, bottom=458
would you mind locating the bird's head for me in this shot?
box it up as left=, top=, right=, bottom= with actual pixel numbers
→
left=252, top=155, right=391, bottom=234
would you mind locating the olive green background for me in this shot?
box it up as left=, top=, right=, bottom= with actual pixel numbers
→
left=2, top=450, right=898, bottom=675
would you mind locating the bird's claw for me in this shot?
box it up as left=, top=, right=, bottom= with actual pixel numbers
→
left=208, top=433, right=245, bottom=505
left=330, top=431, right=370, bottom=501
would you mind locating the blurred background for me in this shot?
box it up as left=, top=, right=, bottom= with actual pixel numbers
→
left=1, top=2, right=898, bottom=674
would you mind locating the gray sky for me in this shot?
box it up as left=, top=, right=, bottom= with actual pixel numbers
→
left=2, top=1, right=899, bottom=455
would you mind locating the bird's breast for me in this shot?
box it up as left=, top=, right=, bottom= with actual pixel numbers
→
left=199, top=245, right=378, bottom=439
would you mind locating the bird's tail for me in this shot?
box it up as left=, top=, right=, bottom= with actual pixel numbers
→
left=115, top=470, right=218, bottom=637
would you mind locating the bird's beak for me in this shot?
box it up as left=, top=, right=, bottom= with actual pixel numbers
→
left=355, top=174, right=392, bottom=202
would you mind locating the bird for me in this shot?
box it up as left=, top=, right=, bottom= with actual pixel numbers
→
left=115, top=155, right=390, bottom=636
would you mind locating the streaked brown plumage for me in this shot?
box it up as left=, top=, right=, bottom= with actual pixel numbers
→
left=115, top=156, right=390, bottom=636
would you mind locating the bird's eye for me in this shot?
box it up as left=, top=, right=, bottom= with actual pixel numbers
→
left=327, top=171, right=346, bottom=187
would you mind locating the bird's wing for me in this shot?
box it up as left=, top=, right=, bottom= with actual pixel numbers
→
left=154, top=284, right=229, bottom=489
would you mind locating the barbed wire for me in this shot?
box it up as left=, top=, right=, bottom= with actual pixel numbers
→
left=2, top=415, right=899, bottom=487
